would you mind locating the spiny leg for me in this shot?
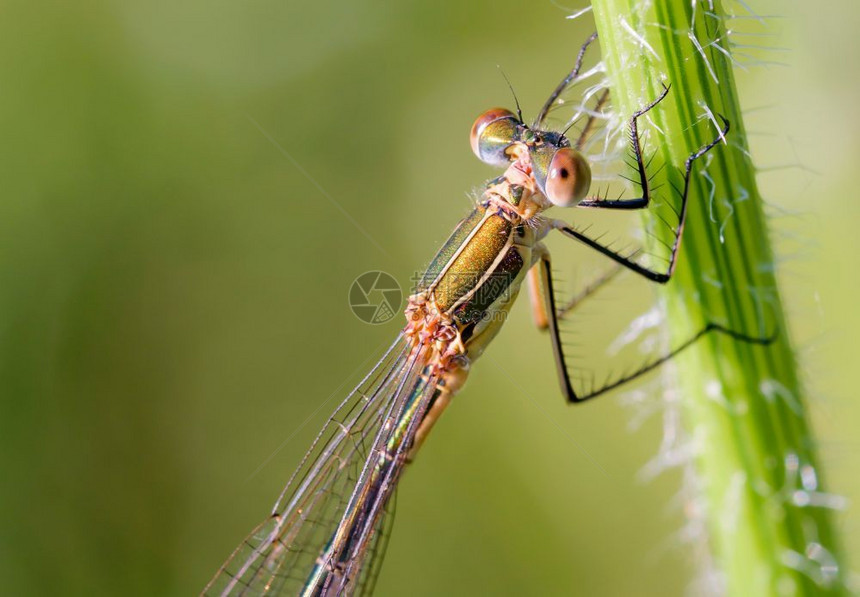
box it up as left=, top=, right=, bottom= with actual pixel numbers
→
left=556, top=263, right=623, bottom=320
left=534, top=248, right=775, bottom=404
left=577, top=83, right=672, bottom=210
left=534, top=32, right=599, bottom=127
left=573, top=88, right=610, bottom=152
left=533, top=246, right=579, bottom=401
left=554, top=95, right=730, bottom=283
left=526, top=263, right=623, bottom=330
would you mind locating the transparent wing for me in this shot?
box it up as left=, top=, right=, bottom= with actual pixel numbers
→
left=353, top=488, right=397, bottom=597
left=204, top=334, right=438, bottom=596
left=335, top=362, right=438, bottom=595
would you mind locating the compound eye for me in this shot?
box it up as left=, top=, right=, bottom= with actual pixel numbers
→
left=544, top=147, right=591, bottom=207
left=469, top=108, right=520, bottom=167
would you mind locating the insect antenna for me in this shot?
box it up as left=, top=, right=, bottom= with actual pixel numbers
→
left=561, top=117, right=581, bottom=139
left=498, top=66, right=524, bottom=123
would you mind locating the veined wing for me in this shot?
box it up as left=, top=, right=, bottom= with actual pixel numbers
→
left=204, top=333, right=440, bottom=596
left=327, top=349, right=439, bottom=595
left=352, top=487, right=396, bottom=597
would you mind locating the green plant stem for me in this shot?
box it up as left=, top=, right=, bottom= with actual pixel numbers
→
left=590, top=1, right=845, bottom=594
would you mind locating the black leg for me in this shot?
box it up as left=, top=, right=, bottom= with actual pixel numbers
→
left=535, top=252, right=776, bottom=404
left=534, top=32, right=599, bottom=127
left=536, top=251, right=581, bottom=401
left=556, top=104, right=730, bottom=284
left=572, top=88, right=611, bottom=152
left=576, top=83, right=671, bottom=210
left=528, top=261, right=623, bottom=330
left=569, top=319, right=775, bottom=403
left=556, top=263, right=623, bottom=321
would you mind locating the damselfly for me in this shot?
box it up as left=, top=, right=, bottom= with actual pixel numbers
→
left=204, top=33, right=770, bottom=596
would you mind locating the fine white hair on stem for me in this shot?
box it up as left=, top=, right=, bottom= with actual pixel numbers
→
left=619, top=16, right=660, bottom=61
left=689, top=30, right=719, bottom=83
left=563, top=5, right=592, bottom=22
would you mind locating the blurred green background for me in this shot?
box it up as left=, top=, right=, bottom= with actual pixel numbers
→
left=1, top=0, right=858, bottom=594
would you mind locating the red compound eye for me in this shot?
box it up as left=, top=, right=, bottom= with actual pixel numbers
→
left=469, top=108, right=520, bottom=166
left=544, top=147, right=591, bottom=207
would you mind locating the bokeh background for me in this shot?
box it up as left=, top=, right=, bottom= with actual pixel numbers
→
left=1, top=1, right=858, bottom=595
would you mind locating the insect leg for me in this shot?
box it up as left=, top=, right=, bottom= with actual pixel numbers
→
left=576, top=83, right=672, bottom=210
left=533, top=247, right=775, bottom=404
left=573, top=87, right=610, bottom=152
left=527, top=263, right=623, bottom=330
left=554, top=96, right=730, bottom=284
left=534, top=32, right=599, bottom=126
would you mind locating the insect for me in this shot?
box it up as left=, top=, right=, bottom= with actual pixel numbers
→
left=204, top=33, right=770, bottom=596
